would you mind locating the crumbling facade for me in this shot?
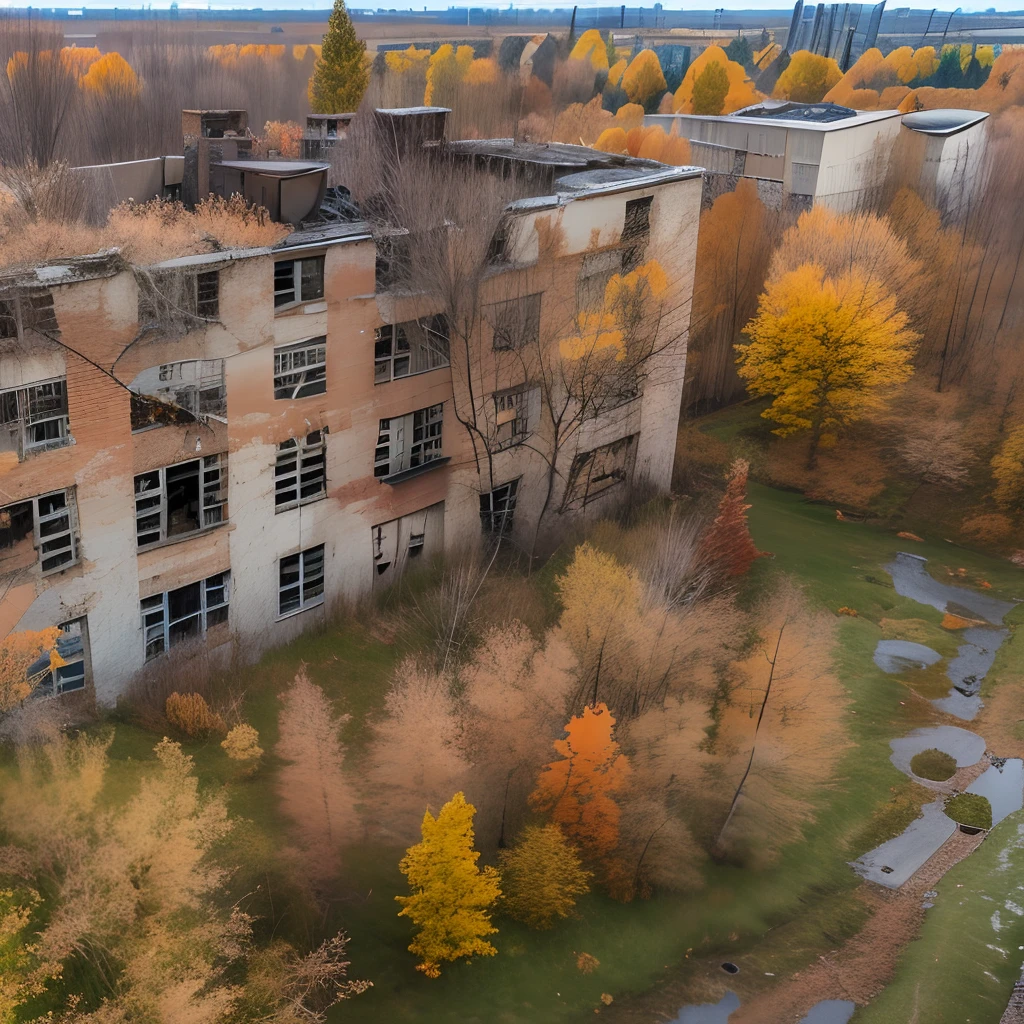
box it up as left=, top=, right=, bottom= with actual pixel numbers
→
left=1, top=107, right=702, bottom=707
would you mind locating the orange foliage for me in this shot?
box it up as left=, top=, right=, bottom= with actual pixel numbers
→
left=620, top=48, right=667, bottom=104
left=598, top=123, right=692, bottom=163
left=530, top=702, right=631, bottom=859
left=613, top=102, right=646, bottom=131
left=594, top=126, right=629, bottom=154
left=773, top=50, right=842, bottom=102
left=608, top=57, right=627, bottom=87
left=699, top=458, right=762, bottom=577
left=79, top=51, right=139, bottom=97
left=259, top=120, right=303, bottom=158
left=464, top=57, right=498, bottom=86
left=60, top=45, right=101, bottom=77
left=673, top=45, right=761, bottom=115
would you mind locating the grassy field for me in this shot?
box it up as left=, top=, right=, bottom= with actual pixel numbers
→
left=8, top=475, right=1023, bottom=1023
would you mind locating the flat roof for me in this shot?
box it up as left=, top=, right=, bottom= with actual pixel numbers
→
left=902, top=108, right=990, bottom=136
left=649, top=106, right=902, bottom=132
left=216, top=160, right=328, bottom=176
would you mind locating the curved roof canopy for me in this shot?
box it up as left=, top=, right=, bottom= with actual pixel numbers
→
left=902, top=109, right=990, bottom=136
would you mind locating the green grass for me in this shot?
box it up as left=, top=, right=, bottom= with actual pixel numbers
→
left=10, top=481, right=1023, bottom=1023
left=854, top=809, right=1024, bottom=1024
left=910, top=749, right=958, bottom=782
left=944, top=793, right=993, bottom=830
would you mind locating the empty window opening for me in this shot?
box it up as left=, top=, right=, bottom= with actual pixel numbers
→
left=141, top=573, right=230, bottom=661
left=138, top=270, right=219, bottom=329
left=0, top=291, right=59, bottom=340
left=1, top=378, right=71, bottom=458
left=0, top=490, right=78, bottom=575
left=487, top=293, right=541, bottom=351
left=622, top=196, right=653, bottom=242
left=134, top=454, right=226, bottom=548
left=29, top=618, right=88, bottom=697
left=374, top=404, right=443, bottom=480
left=279, top=544, right=325, bottom=615
left=480, top=478, right=519, bottom=535
left=274, top=337, right=327, bottom=400
left=129, top=360, right=226, bottom=432
left=566, top=435, right=638, bottom=507
left=374, top=315, right=450, bottom=383
left=275, top=430, right=327, bottom=510
left=274, top=255, right=326, bottom=309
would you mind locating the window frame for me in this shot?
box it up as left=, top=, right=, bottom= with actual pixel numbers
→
left=0, top=291, right=59, bottom=340
left=138, top=271, right=219, bottom=326
left=0, top=489, right=79, bottom=576
left=566, top=434, right=638, bottom=507
left=273, top=337, right=327, bottom=400
left=0, top=377, right=72, bottom=458
left=275, top=430, right=328, bottom=511
left=487, top=293, right=542, bottom=351
left=480, top=478, right=519, bottom=535
left=129, top=359, right=226, bottom=432
left=278, top=544, right=326, bottom=617
left=273, top=255, right=326, bottom=311
left=373, top=404, right=444, bottom=481
left=577, top=251, right=624, bottom=312
left=141, top=572, right=231, bottom=662
left=134, top=454, right=227, bottom=549
left=493, top=386, right=530, bottom=450
left=622, top=196, right=653, bottom=243
left=373, top=314, right=450, bottom=384
left=31, top=617, right=88, bottom=697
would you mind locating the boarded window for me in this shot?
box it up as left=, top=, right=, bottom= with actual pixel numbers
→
left=565, top=435, right=638, bottom=508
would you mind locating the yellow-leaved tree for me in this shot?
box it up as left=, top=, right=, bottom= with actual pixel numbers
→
left=620, top=49, right=667, bottom=106
left=736, top=264, right=918, bottom=467
left=396, top=791, right=501, bottom=978
left=498, top=824, right=591, bottom=929
left=773, top=50, right=842, bottom=102
left=0, top=629, right=63, bottom=715
left=991, top=424, right=1024, bottom=513
left=79, top=51, right=140, bottom=97
left=570, top=29, right=610, bottom=71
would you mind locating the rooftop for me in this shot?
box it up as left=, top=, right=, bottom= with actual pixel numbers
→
left=216, top=160, right=329, bottom=177
left=649, top=104, right=902, bottom=132
left=734, top=100, right=859, bottom=123
left=902, top=108, right=991, bottom=136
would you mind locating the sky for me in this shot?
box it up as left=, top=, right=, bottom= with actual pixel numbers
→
left=1, top=0, right=1020, bottom=12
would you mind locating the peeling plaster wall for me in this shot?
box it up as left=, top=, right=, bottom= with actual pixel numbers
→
left=2, top=169, right=700, bottom=705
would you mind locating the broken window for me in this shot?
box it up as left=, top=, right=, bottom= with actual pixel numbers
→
left=279, top=545, right=325, bottom=615
left=0, top=378, right=71, bottom=458
left=141, top=572, right=230, bottom=661
left=274, top=256, right=326, bottom=309
left=480, top=478, right=519, bottom=535
left=273, top=337, right=327, bottom=400
left=29, top=618, right=88, bottom=697
left=487, top=293, right=541, bottom=351
left=493, top=386, right=530, bottom=449
left=487, top=217, right=510, bottom=265
left=129, top=360, right=226, bottom=431
left=621, top=196, right=653, bottom=272
left=0, top=490, right=78, bottom=576
left=138, top=270, right=219, bottom=328
left=275, top=430, right=327, bottom=510
left=565, top=434, right=638, bottom=507
left=371, top=502, right=444, bottom=587
left=373, top=404, right=443, bottom=480
left=577, top=251, right=623, bottom=312
left=0, top=291, right=59, bottom=340
left=134, top=454, right=227, bottom=548
left=374, top=315, right=450, bottom=383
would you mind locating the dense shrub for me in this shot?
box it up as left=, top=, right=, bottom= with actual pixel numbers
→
left=910, top=748, right=957, bottom=781
left=944, top=792, right=992, bottom=829
left=166, top=691, right=226, bottom=737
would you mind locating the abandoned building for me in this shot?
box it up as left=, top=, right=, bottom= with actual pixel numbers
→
left=1, top=106, right=702, bottom=707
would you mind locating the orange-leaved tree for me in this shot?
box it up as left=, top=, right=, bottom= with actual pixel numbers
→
left=530, top=703, right=631, bottom=861
left=396, top=791, right=501, bottom=978
left=673, top=45, right=761, bottom=114
left=79, top=51, right=139, bottom=97
left=0, top=629, right=63, bottom=715
left=691, top=59, right=730, bottom=114
left=737, top=264, right=918, bottom=467
left=699, top=458, right=762, bottom=578
left=569, top=29, right=610, bottom=72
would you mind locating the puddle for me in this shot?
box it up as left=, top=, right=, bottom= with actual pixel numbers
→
left=852, top=799, right=956, bottom=888
left=799, top=1000, right=856, bottom=1024
left=873, top=639, right=942, bottom=674
left=966, top=759, right=1024, bottom=827
left=671, top=990, right=741, bottom=1023
left=890, top=726, right=986, bottom=778
left=885, top=552, right=1015, bottom=625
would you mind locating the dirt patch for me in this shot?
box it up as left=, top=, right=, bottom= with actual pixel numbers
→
left=975, top=681, right=1024, bottom=759
left=726, top=829, right=985, bottom=1024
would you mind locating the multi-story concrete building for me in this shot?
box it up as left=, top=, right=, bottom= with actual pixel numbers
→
left=1, top=107, right=702, bottom=707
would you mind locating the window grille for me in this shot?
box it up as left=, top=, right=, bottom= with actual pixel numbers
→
left=273, top=338, right=327, bottom=400
left=279, top=545, right=325, bottom=615
left=275, top=430, right=327, bottom=509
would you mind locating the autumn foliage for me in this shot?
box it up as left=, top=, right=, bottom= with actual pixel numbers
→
left=530, top=703, right=631, bottom=861
left=0, top=628, right=63, bottom=715
left=699, top=458, right=762, bottom=578
left=396, top=791, right=501, bottom=978
left=620, top=49, right=667, bottom=106
left=673, top=45, right=761, bottom=115
left=772, top=50, right=842, bottom=102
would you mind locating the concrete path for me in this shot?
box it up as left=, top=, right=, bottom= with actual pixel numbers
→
left=851, top=800, right=957, bottom=888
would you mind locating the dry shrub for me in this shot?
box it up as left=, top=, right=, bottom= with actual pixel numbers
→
left=275, top=668, right=357, bottom=888
left=120, top=640, right=218, bottom=732
left=410, top=556, right=489, bottom=670
left=165, top=691, right=226, bottom=737
left=365, top=659, right=469, bottom=843
left=222, top=723, right=263, bottom=763
left=576, top=952, right=600, bottom=973
left=961, top=511, right=1016, bottom=545
left=673, top=423, right=731, bottom=493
